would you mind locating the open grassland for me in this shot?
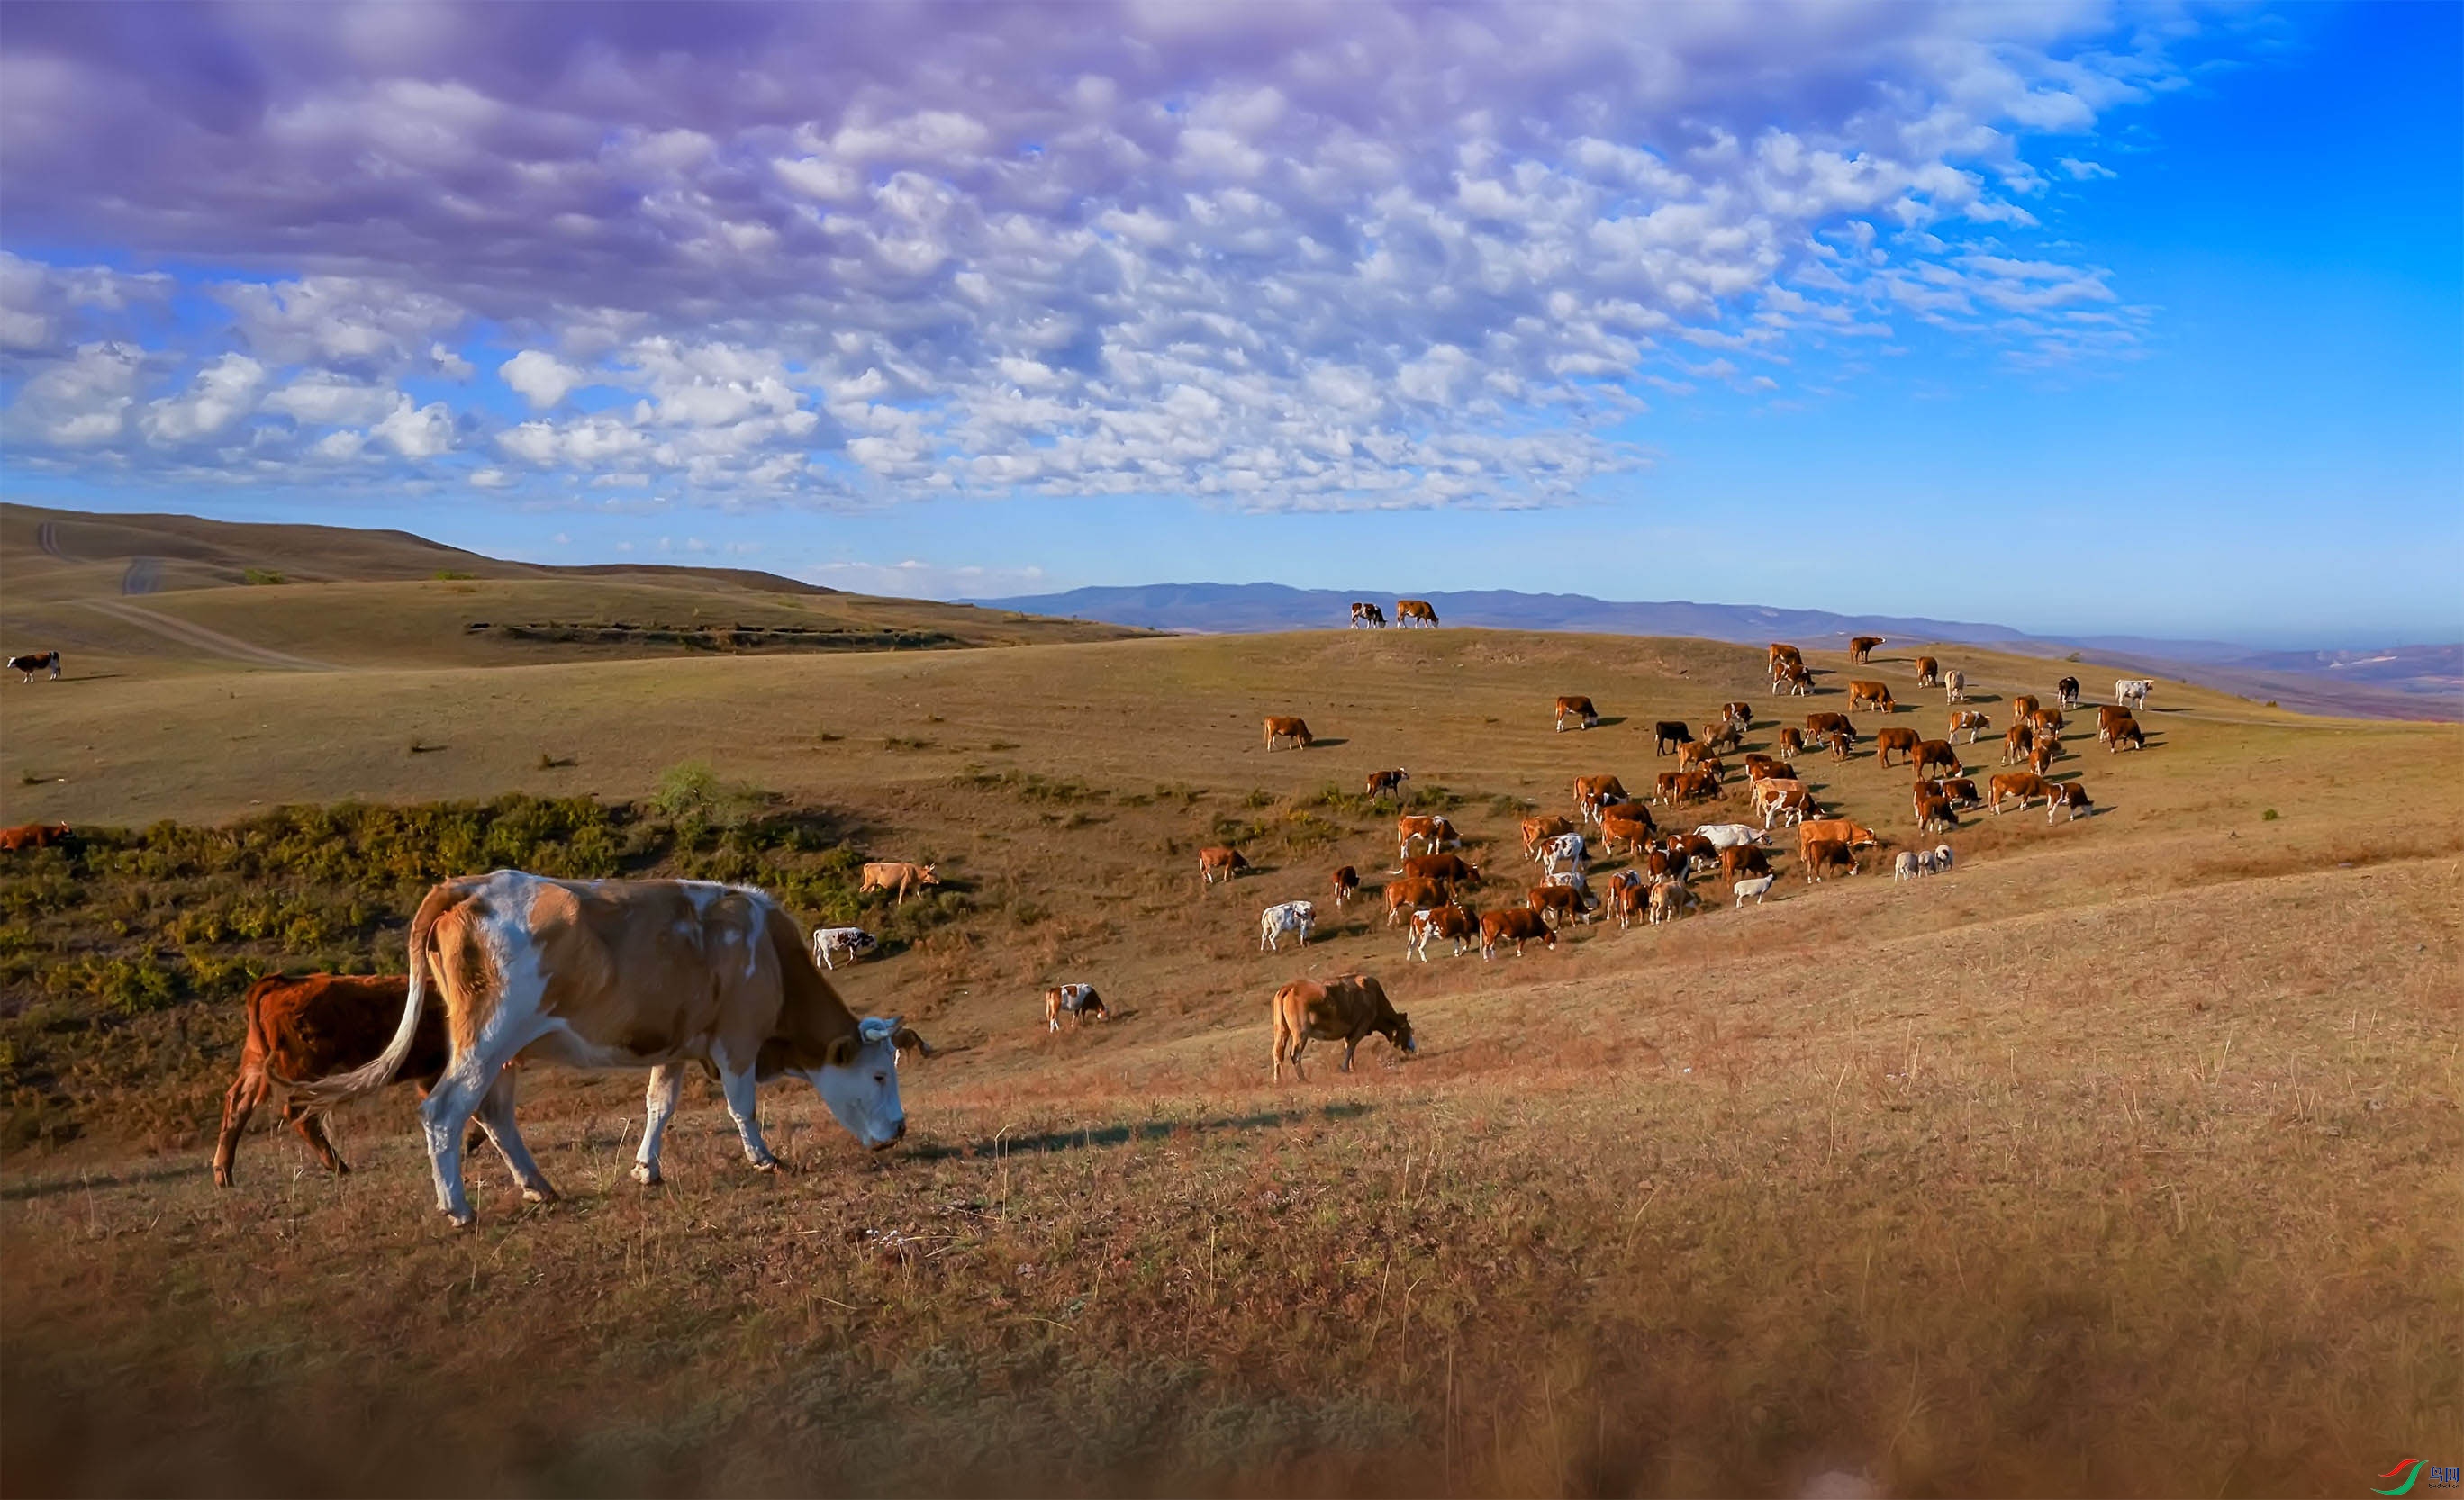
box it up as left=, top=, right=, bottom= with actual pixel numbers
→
left=4, top=626, right=2460, bottom=1495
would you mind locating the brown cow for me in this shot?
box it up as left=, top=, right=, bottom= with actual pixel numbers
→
left=1777, top=727, right=1805, bottom=760
left=1699, top=721, right=1744, bottom=755
left=1330, top=865, right=1361, bottom=906
left=1849, top=636, right=1884, bottom=664
left=1914, top=740, right=1961, bottom=779
left=1264, top=716, right=1314, bottom=751
left=1407, top=902, right=1479, bottom=961
left=1768, top=643, right=1805, bottom=676
left=1271, top=973, right=1414, bottom=1080
left=1773, top=661, right=1815, bottom=695
left=1802, top=838, right=1858, bottom=881
left=1394, top=600, right=1440, bottom=628
left=1609, top=876, right=1652, bottom=928
left=1520, top=814, right=1577, bottom=857
left=2010, top=695, right=2040, bottom=720
left=1647, top=878, right=1699, bottom=925
left=1916, top=794, right=1958, bottom=835
left=1720, top=701, right=1752, bottom=728
left=1400, top=852, right=1480, bottom=890
left=1940, top=776, right=1981, bottom=809
left=1949, top=709, right=1989, bottom=745
left=1527, top=884, right=1595, bottom=926
left=2000, top=724, right=2035, bottom=764
left=1874, top=727, right=1921, bottom=767
left=1825, top=728, right=1856, bottom=762
left=213, top=973, right=449, bottom=1188
left=1384, top=876, right=1448, bottom=927
left=1797, top=818, right=1881, bottom=854
left=0, top=822, right=72, bottom=853
left=1805, top=711, right=1852, bottom=737
left=2029, top=739, right=2058, bottom=777
left=2097, top=703, right=2133, bottom=739
left=1914, top=655, right=1941, bottom=688
left=2031, top=708, right=2067, bottom=736
left=1554, top=695, right=1600, bottom=732
left=1574, top=774, right=1629, bottom=823
left=2051, top=782, right=2093, bottom=822
left=859, top=862, right=941, bottom=902
left=1742, top=753, right=1782, bottom=780
left=1847, top=680, right=1897, bottom=712
left=1988, top=773, right=2055, bottom=813
left=1653, top=720, right=1693, bottom=755
left=1364, top=768, right=1411, bottom=799
left=1598, top=809, right=1658, bottom=855
left=1719, top=845, right=1772, bottom=880
left=1397, top=814, right=1459, bottom=859
left=1199, top=846, right=1250, bottom=885
left=1676, top=740, right=1724, bottom=776
left=2105, top=716, right=2146, bottom=753
left=1479, top=907, right=1556, bottom=958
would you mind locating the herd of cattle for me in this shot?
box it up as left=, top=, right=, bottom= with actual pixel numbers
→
left=4, top=636, right=2158, bottom=1224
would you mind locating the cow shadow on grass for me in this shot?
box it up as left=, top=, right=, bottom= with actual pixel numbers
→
left=1303, top=737, right=1351, bottom=750
left=911, top=1101, right=1372, bottom=1161
left=1584, top=715, right=1630, bottom=729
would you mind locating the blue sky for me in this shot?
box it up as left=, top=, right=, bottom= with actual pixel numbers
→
left=1, top=1, right=2456, bottom=647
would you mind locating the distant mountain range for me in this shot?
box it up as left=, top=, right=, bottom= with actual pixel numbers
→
left=965, top=583, right=2462, bottom=721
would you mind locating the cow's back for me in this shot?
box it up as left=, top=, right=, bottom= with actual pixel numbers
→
left=249, top=973, right=447, bottom=1085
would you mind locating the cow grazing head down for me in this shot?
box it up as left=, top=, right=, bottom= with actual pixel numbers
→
left=802, top=1015, right=908, bottom=1151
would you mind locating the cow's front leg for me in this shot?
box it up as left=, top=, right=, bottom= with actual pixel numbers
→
left=717, top=1062, right=780, bottom=1171
left=632, top=1063, right=684, bottom=1185
left=1341, top=1037, right=1361, bottom=1073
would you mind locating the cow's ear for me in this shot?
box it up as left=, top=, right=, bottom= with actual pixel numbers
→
left=825, top=1035, right=858, bottom=1068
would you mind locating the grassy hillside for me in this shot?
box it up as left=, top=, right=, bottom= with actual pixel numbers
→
left=3, top=628, right=2458, bottom=1495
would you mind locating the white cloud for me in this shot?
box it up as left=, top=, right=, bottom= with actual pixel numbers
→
left=260, top=370, right=397, bottom=426
left=5, top=340, right=147, bottom=444
left=499, top=348, right=585, bottom=410
left=370, top=394, right=454, bottom=457
left=140, top=352, right=267, bottom=443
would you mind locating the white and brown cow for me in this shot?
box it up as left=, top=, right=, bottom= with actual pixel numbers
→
left=859, top=862, right=940, bottom=903
left=1554, top=695, right=1600, bottom=732
left=1949, top=709, right=1989, bottom=745
left=1046, top=983, right=1109, bottom=1030
left=286, top=872, right=906, bottom=1226
left=1264, top=716, right=1315, bottom=751
left=9, top=650, right=61, bottom=682
left=1397, top=814, right=1459, bottom=861
left=1349, top=601, right=1388, bottom=628
left=1259, top=900, right=1318, bottom=951
left=1395, top=600, right=1440, bottom=628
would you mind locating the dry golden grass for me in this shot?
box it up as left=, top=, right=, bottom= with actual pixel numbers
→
left=4, top=610, right=2461, bottom=1495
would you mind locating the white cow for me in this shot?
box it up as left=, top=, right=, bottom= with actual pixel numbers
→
left=1539, top=832, right=1587, bottom=881
left=2115, top=679, right=2153, bottom=713
left=287, top=871, right=906, bottom=1227
left=811, top=926, right=879, bottom=971
left=1258, top=900, right=1317, bottom=952
left=1694, top=823, right=1770, bottom=852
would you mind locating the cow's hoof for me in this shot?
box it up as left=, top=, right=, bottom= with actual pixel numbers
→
left=446, top=1209, right=477, bottom=1229
left=748, top=1157, right=784, bottom=1174
left=630, top=1162, right=661, bottom=1187
left=521, top=1186, right=560, bottom=1205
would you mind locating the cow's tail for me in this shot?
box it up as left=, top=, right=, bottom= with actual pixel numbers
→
left=285, top=882, right=456, bottom=1105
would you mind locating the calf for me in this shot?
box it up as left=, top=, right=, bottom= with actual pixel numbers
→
left=1264, top=716, right=1314, bottom=751
left=1199, top=846, right=1250, bottom=885
left=2051, top=783, right=2093, bottom=823
left=1675, top=740, right=1724, bottom=777
left=2097, top=704, right=2134, bottom=740
left=1479, top=907, right=1557, bottom=958
left=1802, top=838, right=1858, bottom=881
left=213, top=973, right=448, bottom=1188
left=1647, top=878, right=1697, bottom=925
left=1384, top=876, right=1448, bottom=927
left=1825, top=728, right=1856, bottom=763
left=1538, top=832, right=1587, bottom=881
left=1914, top=655, right=1941, bottom=688
left=1943, top=669, right=1968, bottom=703
left=811, top=926, right=879, bottom=971
left=1270, top=974, right=1414, bottom=1080
left=860, top=862, right=941, bottom=902
left=1364, top=768, right=1410, bottom=800
left=1777, top=727, right=1805, bottom=760
left=1699, top=721, right=1744, bottom=755
left=2029, top=739, right=2058, bottom=777
left=2031, top=708, right=2067, bottom=736
left=1599, top=809, right=1658, bottom=854
left=1527, top=883, right=1595, bottom=926
left=1773, top=661, right=1815, bottom=695
left=1330, top=865, right=1361, bottom=906
left=1988, top=773, right=2055, bottom=813
left=1914, top=740, right=1961, bottom=779
left=1554, top=695, right=1600, bottom=732
left=1733, top=873, right=1778, bottom=907
left=1046, top=983, right=1110, bottom=1031
left=1847, top=680, right=1897, bottom=712
left=1874, top=727, right=1921, bottom=767
left=1653, top=720, right=1693, bottom=755
left=1258, top=900, right=1318, bottom=952
left=1407, top=903, right=1477, bottom=961
left=0, top=822, right=72, bottom=853
left=1949, top=709, right=1989, bottom=745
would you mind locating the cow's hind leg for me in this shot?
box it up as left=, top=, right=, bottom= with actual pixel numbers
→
left=212, top=1064, right=270, bottom=1188
left=471, top=1070, right=557, bottom=1205
left=419, top=1049, right=511, bottom=1227
left=286, top=1103, right=350, bottom=1175
left=717, top=1062, right=780, bottom=1171
left=632, top=1063, right=684, bottom=1185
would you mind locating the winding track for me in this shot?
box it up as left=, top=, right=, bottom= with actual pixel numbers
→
left=78, top=599, right=328, bottom=671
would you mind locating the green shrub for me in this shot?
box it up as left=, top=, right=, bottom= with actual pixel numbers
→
left=242, top=568, right=285, bottom=585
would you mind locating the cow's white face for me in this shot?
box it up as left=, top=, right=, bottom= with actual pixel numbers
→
left=806, top=1016, right=907, bottom=1151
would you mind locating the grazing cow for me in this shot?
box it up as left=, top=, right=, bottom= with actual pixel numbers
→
left=1718, top=845, right=1772, bottom=881
left=1349, top=601, right=1388, bottom=628
left=213, top=974, right=449, bottom=1188
left=1528, top=883, right=1595, bottom=926
left=1654, top=771, right=1709, bottom=807
left=860, top=862, right=941, bottom=903
left=1330, top=866, right=1361, bottom=906
left=1046, top=984, right=1109, bottom=1031
left=2031, top=708, right=2067, bottom=736
left=285, top=872, right=906, bottom=1226
left=1599, top=809, right=1658, bottom=854
left=1825, top=729, right=1856, bottom=763
left=1940, top=777, right=1981, bottom=809
left=1554, top=695, right=1600, bottom=732
left=1914, top=656, right=1941, bottom=688
left=1797, top=818, right=1881, bottom=854
left=2000, top=724, right=2035, bottom=764
left=1805, top=711, right=1852, bottom=738
left=2011, top=695, right=2041, bottom=720
left=2116, top=679, right=2153, bottom=713
left=1479, top=907, right=1556, bottom=958
left=0, top=822, right=72, bottom=853
left=1916, top=795, right=1958, bottom=835
left=1258, top=900, right=1318, bottom=952
left=1777, top=727, right=1805, bottom=760
left=1950, top=709, right=1989, bottom=745
left=1574, top=774, right=1629, bottom=825
left=1538, top=831, right=1587, bottom=879
left=2097, top=704, right=2134, bottom=739
left=1383, top=876, right=1448, bottom=927
left=1696, top=822, right=1768, bottom=852
left=811, top=927, right=880, bottom=971
left=1850, top=636, right=1884, bottom=664
left=1912, top=778, right=1946, bottom=812
left=1400, top=853, right=1479, bottom=890
left=1397, top=814, right=1459, bottom=860
left=1847, top=680, right=1897, bottom=712
left=1610, top=876, right=1652, bottom=928
left=1756, top=785, right=1821, bottom=829
left=1407, top=903, right=1478, bottom=961
left=1733, top=873, right=1778, bottom=907
left=1200, top=846, right=1251, bottom=885
left=1396, top=599, right=1440, bottom=628
left=1803, top=838, right=1858, bottom=881
left=1669, top=832, right=1720, bottom=873
left=1776, top=661, right=1816, bottom=695
left=1364, top=768, right=1411, bottom=800
left=1647, top=878, right=1698, bottom=925
left=2051, top=783, right=2093, bottom=823
left=2029, top=739, right=2058, bottom=778
left=2055, top=676, right=2081, bottom=709
left=1742, top=754, right=1783, bottom=781
left=1934, top=844, right=1954, bottom=872
left=1698, top=723, right=1743, bottom=758
left=1653, top=720, right=1693, bottom=755
left=1915, top=740, right=1961, bottom=779
left=1988, top=773, right=2056, bottom=813
left=1264, top=716, right=1314, bottom=751
left=1768, top=643, right=1806, bottom=677
left=1270, top=973, right=1415, bottom=1080
left=1676, top=740, right=1725, bottom=778
left=1943, top=669, right=1968, bottom=704
left=1520, top=814, right=1577, bottom=857
left=9, top=650, right=61, bottom=682
left=1894, top=851, right=1923, bottom=882
left=1721, top=701, right=1752, bottom=729
left=1875, top=727, right=1921, bottom=767
left=2105, top=717, right=2146, bottom=753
